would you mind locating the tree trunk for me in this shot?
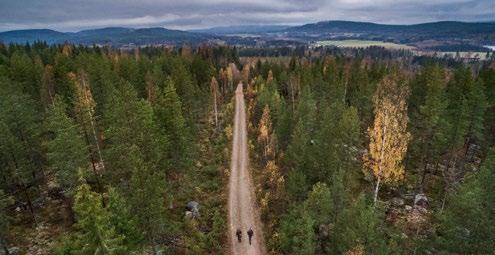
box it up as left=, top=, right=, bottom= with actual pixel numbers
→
left=63, top=196, right=75, bottom=225
left=213, top=90, right=218, bottom=128
left=10, top=152, right=37, bottom=224
left=82, top=130, right=103, bottom=193
left=88, top=116, right=105, bottom=172
left=21, top=182, right=36, bottom=224
left=374, top=122, right=387, bottom=206
left=373, top=175, right=381, bottom=205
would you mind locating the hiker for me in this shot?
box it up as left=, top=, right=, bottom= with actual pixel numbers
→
left=247, top=227, right=254, bottom=245
left=236, top=228, right=242, bottom=243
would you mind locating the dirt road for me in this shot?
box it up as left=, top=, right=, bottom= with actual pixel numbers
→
left=228, top=83, right=266, bottom=255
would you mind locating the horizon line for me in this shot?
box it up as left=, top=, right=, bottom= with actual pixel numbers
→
left=1, top=19, right=494, bottom=33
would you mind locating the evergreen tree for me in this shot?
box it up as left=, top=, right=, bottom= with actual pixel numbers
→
left=278, top=206, right=316, bottom=255
left=127, top=146, right=167, bottom=254
left=72, top=70, right=106, bottom=184
left=433, top=148, right=495, bottom=254
left=314, top=103, right=361, bottom=185
left=442, top=66, right=488, bottom=206
left=304, top=182, right=332, bottom=227
left=107, top=187, right=142, bottom=249
left=334, top=194, right=389, bottom=254
left=170, top=60, right=199, bottom=119
left=285, top=87, right=317, bottom=200
left=0, top=78, right=42, bottom=219
left=73, top=179, right=126, bottom=254
left=153, top=78, right=189, bottom=168
left=103, top=81, right=166, bottom=185
left=46, top=96, right=89, bottom=193
left=409, top=64, right=449, bottom=191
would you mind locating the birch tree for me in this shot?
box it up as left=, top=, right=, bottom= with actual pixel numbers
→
left=364, top=75, right=410, bottom=204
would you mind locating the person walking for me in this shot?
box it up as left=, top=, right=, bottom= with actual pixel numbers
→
left=247, top=227, right=254, bottom=245
left=236, top=228, right=242, bottom=243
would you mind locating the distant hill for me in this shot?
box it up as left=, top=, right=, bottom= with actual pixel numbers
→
left=191, top=25, right=290, bottom=35
left=286, top=20, right=495, bottom=35
left=285, top=21, right=495, bottom=49
left=0, top=27, right=210, bottom=46
left=0, top=29, right=68, bottom=44
left=1, top=21, right=494, bottom=51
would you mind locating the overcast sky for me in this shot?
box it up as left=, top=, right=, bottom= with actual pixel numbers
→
left=0, top=0, right=494, bottom=32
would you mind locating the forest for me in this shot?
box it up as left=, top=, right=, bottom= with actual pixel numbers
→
left=0, top=42, right=494, bottom=254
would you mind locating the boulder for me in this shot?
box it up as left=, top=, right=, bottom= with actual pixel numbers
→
left=414, top=193, right=428, bottom=207
left=8, top=247, right=20, bottom=255
left=391, top=197, right=405, bottom=207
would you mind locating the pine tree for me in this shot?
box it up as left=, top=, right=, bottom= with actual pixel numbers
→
left=171, top=61, right=199, bottom=117
left=304, top=182, right=332, bottom=227
left=433, top=147, right=495, bottom=254
left=364, top=75, right=411, bottom=204
left=153, top=78, right=188, bottom=168
left=73, top=179, right=126, bottom=254
left=107, top=187, right=143, bottom=249
left=285, top=87, right=317, bottom=200
left=409, top=64, right=449, bottom=191
left=442, top=66, right=488, bottom=208
left=72, top=70, right=106, bottom=187
left=0, top=79, right=42, bottom=219
left=278, top=206, right=316, bottom=255
left=315, top=103, right=361, bottom=185
left=127, top=146, right=166, bottom=254
left=334, top=194, right=388, bottom=254
left=46, top=96, right=89, bottom=193
left=103, top=81, right=166, bottom=185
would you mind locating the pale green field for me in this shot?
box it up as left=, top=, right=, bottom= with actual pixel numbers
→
left=432, top=51, right=490, bottom=60
left=313, top=40, right=416, bottom=50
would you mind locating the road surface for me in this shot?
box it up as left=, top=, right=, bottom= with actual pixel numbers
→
left=228, top=83, right=266, bottom=255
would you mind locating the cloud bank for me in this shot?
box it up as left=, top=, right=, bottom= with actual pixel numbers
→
left=0, top=0, right=494, bottom=31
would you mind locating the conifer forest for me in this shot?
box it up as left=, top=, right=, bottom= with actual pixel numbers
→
left=0, top=42, right=494, bottom=254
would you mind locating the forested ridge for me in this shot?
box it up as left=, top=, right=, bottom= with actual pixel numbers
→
left=0, top=42, right=494, bottom=254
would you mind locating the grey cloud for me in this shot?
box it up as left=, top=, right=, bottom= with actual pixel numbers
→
left=0, top=0, right=493, bottom=31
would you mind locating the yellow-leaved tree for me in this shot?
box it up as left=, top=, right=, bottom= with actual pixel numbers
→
left=364, top=75, right=410, bottom=204
left=258, top=105, right=275, bottom=160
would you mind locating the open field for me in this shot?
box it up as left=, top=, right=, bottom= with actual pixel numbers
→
left=432, top=51, right=491, bottom=60
left=313, top=40, right=416, bottom=50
